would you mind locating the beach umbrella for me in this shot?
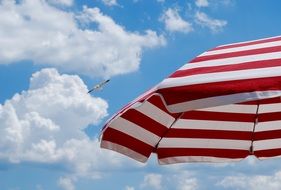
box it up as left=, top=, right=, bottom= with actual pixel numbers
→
left=100, top=35, right=281, bottom=164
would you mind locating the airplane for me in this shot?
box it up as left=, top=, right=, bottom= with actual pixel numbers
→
left=88, top=79, right=110, bottom=93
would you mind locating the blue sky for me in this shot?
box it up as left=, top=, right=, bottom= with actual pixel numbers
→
left=1, top=0, right=281, bottom=190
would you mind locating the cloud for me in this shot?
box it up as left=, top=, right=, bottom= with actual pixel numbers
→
left=47, top=0, right=73, bottom=6
left=36, top=184, right=44, bottom=190
left=101, top=0, right=118, bottom=6
left=138, top=171, right=198, bottom=190
left=217, top=171, right=281, bottom=190
left=170, top=171, right=198, bottom=190
left=125, top=186, right=135, bottom=190
left=174, top=172, right=198, bottom=190
left=0, top=0, right=165, bottom=78
left=195, top=0, right=209, bottom=7
left=213, top=0, right=235, bottom=7
left=195, top=11, right=227, bottom=32
left=177, top=178, right=198, bottom=190
left=0, top=68, right=140, bottom=177
left=141, top=173, right=163, bottom=190
left=161, top=8, right=193, bottom=33
left=195, top=0, right=234, bottom=8
left=58, top=177, right=76, bottom=190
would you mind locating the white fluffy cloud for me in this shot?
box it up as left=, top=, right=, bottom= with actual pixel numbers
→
left=139, top=172, right=198, bottom=190
left=195, top=0, right=209, bottom=7
left=0, top=0, right=165, bottom=78
left=0, top=68, right=139, bottom=177
left=141, top=173, right=163, bottom=190
left=177, top=178, right=198, bottom=190
left=217, top=171, right=281, bottom=190
left=170, top=171, right=198, bottom=190
left=47, top=0, right=73, bottom=6
left=58, top=177, right=76, bottom=190
left=161, top=8, right=193, bottom=33
left=195, top=0, right=234, bottom=8
left=195, top=11, right=227, bottom=32
left=101, top=0, right=118, bottom=6
left=125, top=186, right=135, bottom=190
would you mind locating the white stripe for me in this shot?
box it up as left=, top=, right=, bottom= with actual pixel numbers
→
left=259, top=103, right=281, bottom=113
left=160, top=66, right=281, bottom=89
left=173, top=119, right=253, bottom=131
left=101, top=140, right=148, bottom=162
left=179, top=51, right=281, bottom=71
left=199, top=104, right=257, bottom=113
left=217, top=35, right=281, bottom=48
left=201, top=40, right=281, bottom=56
left=166, top=91, right=281, bottom=113
left=255, top=121, right=281, bottom=132
left=109, top=117, right=160, bottom=146
left=158, top=138, right=251, bottom=150
left=134, top=100, right=175, bottom=128
left=254, top=138, right=281, bottom=151
left=257, top=155, right=281, bottom=160
left=158, top=156, right=242, bottom=164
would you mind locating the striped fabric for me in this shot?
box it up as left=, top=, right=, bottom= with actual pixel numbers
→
left=101, top=35, right=281, bottom=164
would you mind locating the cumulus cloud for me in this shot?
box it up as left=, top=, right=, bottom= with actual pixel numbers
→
left=47, top=0, right=73, bottom=6
left=170, top=171, right=198, bottom=190
left=101, top=0, right=118, bottom=6
left=0, top=0, right=165, bottom=78
left=141, top=173, right=163, bottom=190
left=36, top=184, right=44, bottom=190
left=125, top=186, right=135, bottom=190
left=217, top=171, right=281, bottom=190
left=195, top=0, right=209, bottom=7
left=177, top=178, right=198, bottom=190
left=58, top=177, right=76, bottom=190
left=161, top=8, right=193, bottom=33
left=195, top=0, right=234, bottom=8
left=195, top=11, right=227, bottom=32
left=0, top=68, right=140, bottom=177
left=139, top=171, right=198, bottom=190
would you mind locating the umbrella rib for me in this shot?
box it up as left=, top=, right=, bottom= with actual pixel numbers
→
left=154, top=112, right=185, bottom=151
left=250, top=103, right=260, bottom=154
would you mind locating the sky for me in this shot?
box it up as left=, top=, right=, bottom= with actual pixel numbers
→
left=1, top=0, right=281, bottom=190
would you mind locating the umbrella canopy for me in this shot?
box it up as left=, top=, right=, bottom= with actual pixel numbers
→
left=100, top=35, right=281, bottom=164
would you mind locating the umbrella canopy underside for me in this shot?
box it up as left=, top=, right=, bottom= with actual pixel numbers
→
left=101, top=35, right=281, bottom=164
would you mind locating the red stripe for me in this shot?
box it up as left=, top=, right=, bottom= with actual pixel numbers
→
left=258, top=112, right=281, bottom=122
left=255, top=149, right=281, bottom=158
left=254, top=130, right=281, bottom=140
left=146, top=95, right=180, bottom=118
left=191, top=46, right=281, bottom=63
left=157, top=76, right=281, bottom=105
left=121, top=109, right=168, bottom=137
left=102, top=128, right=153, bottom=157
left=181, top=111, right=255, bottom=122
left=111, top=86, right=157, bottom=118
left=170, top=58, right=281, bottom=78
left=211, top=36, right=281, bottom=51
left=157, top=148, right=249, bottom=159
left=165, top=129, right=252, bottom=140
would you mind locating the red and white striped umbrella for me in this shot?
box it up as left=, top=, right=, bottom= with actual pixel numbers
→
left=100, top=35, right=281, bottom=164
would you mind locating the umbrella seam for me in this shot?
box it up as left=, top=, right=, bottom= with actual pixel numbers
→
left=250, top=103, right=260, bottom=154
left=154, top=112, right=185, bottom=152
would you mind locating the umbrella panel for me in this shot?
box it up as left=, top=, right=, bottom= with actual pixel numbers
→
left=101, top=93, right=281, bottom=164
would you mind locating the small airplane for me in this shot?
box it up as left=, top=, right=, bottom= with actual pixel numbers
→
left=88, top=79, right=110, bottom=93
